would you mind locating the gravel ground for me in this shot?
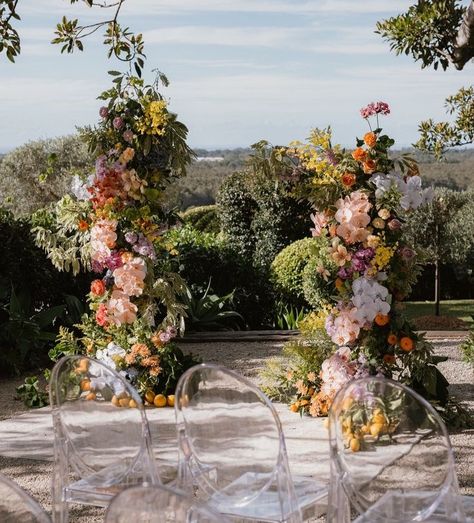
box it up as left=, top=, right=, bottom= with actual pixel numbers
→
left=0, top=339, right=472, bottom=521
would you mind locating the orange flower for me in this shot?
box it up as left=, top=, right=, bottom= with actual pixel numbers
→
left=341, top=172, right=356, bottom=187
left=335, top=278, right=344, bottom=291
left=352, top=147, right=366, bottom=162
left=387, top=333, right=398, bottom=345
left=400, top=337, right=415, bottom=352
left=78, top=219, right=89, bottom=231
left=363, top=132, right=377, bottom=148
left=383, top=354, right=396, bottom=365
left=375, top=314, right=390, bottom=326
left=363, top=158, right=377, bottom=174
left=90, top=279, right=106, bottom=296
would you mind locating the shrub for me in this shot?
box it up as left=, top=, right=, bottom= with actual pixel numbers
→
left=0, top=135, right=92, bottom=217
left=271, top=238, right=324, bottom=306
left=180, top=205, right=220, bottom=233
left=217, top=168, right=312, bottom=269
left=164, top=225, right=276, bottom=328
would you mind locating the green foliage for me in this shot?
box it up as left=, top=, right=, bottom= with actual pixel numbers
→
left=416, top=87, right=474, bottom=159
left=0, top=135, right=92, bottom=217
left=302, top=257, right=336, bottom=309
left=0, top=1, right=21, bottom=62
left=271, top=237, right=331, bottom=307
left=179, top=205, right=220, bottom=233
left=182, top=283, right=244, bottom=331
left=274, top=303, right=307, bottom=330
left=461, top=326, right=474, bottom=367
left=376, top=0, right=465, bottom=70
left=16, top=375, right=49, bottom=408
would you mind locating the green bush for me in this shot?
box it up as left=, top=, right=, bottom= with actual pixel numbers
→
left=271, top=238, right=323, bottom=305
left=179, top=205, right=220, bottom=233
left=302, top=257, right=336, bottom=309
left=164, top=225, right=276, bottom=328
left=217, top=172, right=312, bottom=269
left=0, top=135, right=92, bottom=217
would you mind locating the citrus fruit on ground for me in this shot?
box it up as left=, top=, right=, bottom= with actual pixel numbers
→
left=144, top=390, right=155, bottom=404
left=167, top=395, right=175, bottom=407
left=154, top=394, right=167, bottom=408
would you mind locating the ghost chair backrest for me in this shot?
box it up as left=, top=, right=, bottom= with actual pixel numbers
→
left=327, top=376, right=465, bottom=523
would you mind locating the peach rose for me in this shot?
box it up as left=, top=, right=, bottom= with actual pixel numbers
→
left=341, top=172, right=356, bottom=187
left=351, top=147, right=366, bottom=162
left=363, top=132, right=377, bottom=148
left=90, top=279, right=106, bottom=296
left=363, top=158, right=376, bottom=174
left=95, top=303, right=109, bottom=327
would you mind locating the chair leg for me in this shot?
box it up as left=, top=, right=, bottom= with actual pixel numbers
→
left=327, top=465, right=350, bottom=523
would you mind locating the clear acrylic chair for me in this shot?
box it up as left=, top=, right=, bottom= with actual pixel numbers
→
left=175, top=363, right=327, bottom=523
left=0, top=471, right=52, bottom=523
left=49, top=355, right=160, bottom=523
left=327, top=376, right=474, bottom=523
left=105, top=484, right=231, bottom=522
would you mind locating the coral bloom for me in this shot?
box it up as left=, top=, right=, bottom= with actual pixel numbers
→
left=375, top=314, right=390, bottom=326
left=383, top=354, right=396, bottom=365
left=341, top=172, right=356, bottom=187
left=400, top=336, right=415, bottom=352
left=90, top=279, right=106, bottom=296
left=95, top=303, right=109, bottom=327
left=364, top=132, right=377, bottom=148
left=78, top=220, right=89, bottom=231
left=363, top=158, right=377, bottom=174
left=387, top=333, right=398, bottom=345
left=352, top=147, right=366, bottom=162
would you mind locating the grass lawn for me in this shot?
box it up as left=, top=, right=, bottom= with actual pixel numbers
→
left=403, top=300, right=474, bottom=327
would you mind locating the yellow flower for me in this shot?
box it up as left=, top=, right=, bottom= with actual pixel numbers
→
left=137, top=99, right=169, bottom=136
left=372, top=217, right=386, bottom=229
left=372, top=244, right=397, bottom=271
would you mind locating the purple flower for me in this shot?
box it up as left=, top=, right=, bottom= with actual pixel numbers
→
left=387, top=219, right=402, bottom=231
left=99, top=106, right=109, bottom=118
left=113, top=116, right=124, bottom=130
left=105, top=251, right=124, bottom=271
left=123, top=129, right=134, bottom=143
left=95, top=155, right=108, bottom=180
left=399, top=246, right=415, bottom=260
left=351, top=257, right=367, bottom=273
left=325, top=149, right=338, bottom=166
left=166, top=326, right=177, bottom=339
left=159, top=331, right=171, bottom=343
left=92, top=260, right=105, bottom=274
left=125, top=231, right=138, bottom=244
left=338, top=267, right=353, bottom=280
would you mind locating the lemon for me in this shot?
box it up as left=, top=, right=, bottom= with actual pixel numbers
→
left=111, top=395, right=120, bottom=407
left=370, top=423, right=384, bottom=437
left=144, top=390, right=155, bottom=404
left=154, top=394, right=167, bottom=408
left=85, top=392, right=96, bottom=401
left=119, top=397, right=131, bottom=408
left=350, top=438, right=361, bottom=452
left=166, top=395, right=175, bottom=408
left=80, top=379, right=91, bottom=392
left=129, top=399, right=138, bottom=409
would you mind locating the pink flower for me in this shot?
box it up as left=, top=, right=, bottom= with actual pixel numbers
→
left=113, top=116, right=124, bottom=130
left=95, top=303, right=109, bottom=327
left=113, top=257, right=147, bottom=297
left=310, top=211, right=329, bottom=237
left=334, top=191, right=371, bottom=244
left=107, top=290, right=137, bottom=325
left=99, top=106, right=109, bottom=118
left=90, top=219, right=118, bottom=264
left=360, top=101, right=390, bottom=118
left=123, top=130, right=134, bottom=143
left=326, top=305, right=361, bottom=346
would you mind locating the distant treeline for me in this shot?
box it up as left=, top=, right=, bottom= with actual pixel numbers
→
left=167, top=147, right=474, bottom=210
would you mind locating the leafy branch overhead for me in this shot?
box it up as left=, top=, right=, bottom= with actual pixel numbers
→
left=416, top=86, right=474, bottom=158
left=377, top=0, right=474, bottom=70
left=0, top=0, right=146, bottom=74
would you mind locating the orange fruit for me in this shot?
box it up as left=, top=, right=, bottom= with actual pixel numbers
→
left=166, top=395, right=175, bottom=408
left=375, top=314, right=390, bottom=326
left=342, top=397, right=353, bottom=410
left=290, top=403, right=299, bottom=413
left=129, top=399, right=138, bottom=409
left=80, top=379, right=91, bottom=391
left=370, top=423, right=383, bottom=437
left=350, top=438, right=361, bottom=452
left=144, top=390, right=155, bottom=404
left=119, top=397, right=130, bottom=408
left=111, top=395, right=120, bottom=407
left=153, top=394, right=167, bottom=408
left=85, top=392, right=96, bottom=401
left=400, top=337, right=415, bottom=352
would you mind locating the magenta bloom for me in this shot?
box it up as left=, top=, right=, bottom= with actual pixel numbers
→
left=99, top=106, right=109, bottom=118
left=105, top=251, right=124, bottom=271
left=360, top=101, right=390, bottom=119
left=123, top=129, right=134, bottom=143
left=388, top=218, right=402, bottom=231
left=113, top=116, right=124, bottom=130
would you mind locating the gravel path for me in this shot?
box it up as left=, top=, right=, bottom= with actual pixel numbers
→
left=0, top=339, right=472, bottom=521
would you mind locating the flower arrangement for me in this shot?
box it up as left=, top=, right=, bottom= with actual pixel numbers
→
left=35, top=72, right=199, bottom=399
left=261, top=102, right=453, bottom=419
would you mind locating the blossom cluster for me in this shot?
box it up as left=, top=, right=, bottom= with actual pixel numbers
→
left=284, top=103, right=435, bottom=416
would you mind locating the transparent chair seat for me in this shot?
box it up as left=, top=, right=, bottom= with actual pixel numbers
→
left=328, top=376, right=471, bottom=523
left=50, top=356, right=159, bottom=522
left=175, top=363, right=327, bottom=523
left=105, top=484, right=231, bottom=522
left=0, top=471, right=52, bottom=523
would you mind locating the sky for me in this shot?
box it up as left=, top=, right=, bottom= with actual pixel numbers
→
left=0, top=0, right=472, bottom=151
